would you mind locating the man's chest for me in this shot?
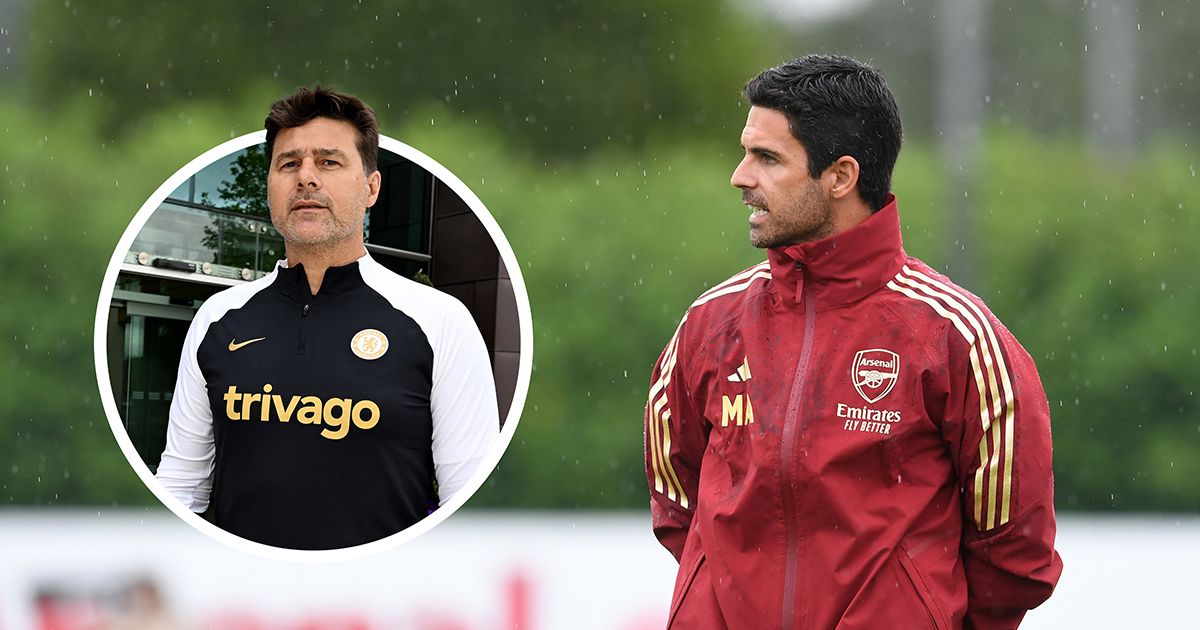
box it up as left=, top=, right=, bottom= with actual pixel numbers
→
left=690, top=301, right=949, bottom=476
left=196, top=292, right=435, bottom=446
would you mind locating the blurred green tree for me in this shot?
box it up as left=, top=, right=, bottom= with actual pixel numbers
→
left=201, top=144, right=269, bottom=217
left=24, top=0, right=783, bottom=157
left=199, top=144, right=272, bottom=271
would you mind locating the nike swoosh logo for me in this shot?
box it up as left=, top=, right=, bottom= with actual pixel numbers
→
left=228, top=337, right=267, bottom=352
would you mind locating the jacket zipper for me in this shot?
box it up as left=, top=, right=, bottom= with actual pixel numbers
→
left=297, top=303, right=310, bottom=355
left=780, top=263, right=816, bottom=630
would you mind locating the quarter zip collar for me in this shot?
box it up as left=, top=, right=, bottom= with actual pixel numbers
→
left=272, top=252, right=370, bottom=301
left=767, top=193, right=906, bottom=310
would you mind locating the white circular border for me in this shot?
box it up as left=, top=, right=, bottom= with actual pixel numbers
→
left=92, top=130, right=534, bottom=563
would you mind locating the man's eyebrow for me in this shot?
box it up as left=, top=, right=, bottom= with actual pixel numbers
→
left=274, top=147, right=348, bottom=163
left=749, top=146, right=782, bottom=160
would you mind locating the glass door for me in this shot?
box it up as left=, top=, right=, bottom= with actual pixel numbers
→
left=109, top=300, right=194, bottom=472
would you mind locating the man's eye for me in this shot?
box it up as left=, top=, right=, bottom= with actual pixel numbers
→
left=280, top=161, right=298, bottom=169
left=321, top=159, right=340, bottom=167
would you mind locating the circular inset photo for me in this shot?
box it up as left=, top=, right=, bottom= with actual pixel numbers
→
left=93, top=87, right=532, bottom=560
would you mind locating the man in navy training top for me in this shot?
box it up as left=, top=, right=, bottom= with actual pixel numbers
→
left=157, top=86, right=500, bottom=550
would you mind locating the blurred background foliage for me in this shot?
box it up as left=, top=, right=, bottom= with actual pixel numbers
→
left=0, top=0, right=1197, bottom=512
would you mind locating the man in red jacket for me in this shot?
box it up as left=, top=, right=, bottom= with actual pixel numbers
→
left=645, top=55, right=1062, bottom=629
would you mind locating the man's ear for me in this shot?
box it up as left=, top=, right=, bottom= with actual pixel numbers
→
left=366, top=170, right=382, bottom=207
left=823, top=156, right=860, bottom=200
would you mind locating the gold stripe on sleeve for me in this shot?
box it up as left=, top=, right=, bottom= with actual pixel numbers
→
left=648, top=266, right=771, bottom=510
left=887, top=278, right=993, bottom=529
left=902, top=267, right=1017, bottom=527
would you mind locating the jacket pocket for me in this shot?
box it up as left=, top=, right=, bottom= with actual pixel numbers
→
left=896, top=547, right=951, bottom=630
left=667, top=551, right=706, bottom=628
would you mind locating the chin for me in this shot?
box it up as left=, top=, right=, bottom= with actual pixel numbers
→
left=297, top=234, right=339, bottom=248
left=278, top=226, right=329, bottom=246
left=748, top=229, right=773, bottom=249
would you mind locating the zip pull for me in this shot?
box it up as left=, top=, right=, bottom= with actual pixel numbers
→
left=298, top=303, right=311, bottom=354
left=794, top=261, right=805, bottom=304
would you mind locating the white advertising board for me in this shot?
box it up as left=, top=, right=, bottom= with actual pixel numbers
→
left=0, top=511, right=1195, bottom=629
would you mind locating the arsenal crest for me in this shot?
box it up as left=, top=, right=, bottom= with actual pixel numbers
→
left=852, top=348, right=900, bottom=403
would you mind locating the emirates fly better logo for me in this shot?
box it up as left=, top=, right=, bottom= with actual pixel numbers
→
left=852, top=348, right=900, bottom=403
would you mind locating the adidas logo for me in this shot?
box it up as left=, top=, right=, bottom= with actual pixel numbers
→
left=727, top=356, right=752, bottom=382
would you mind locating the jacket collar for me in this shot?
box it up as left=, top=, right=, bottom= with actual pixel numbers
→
left=767, top=193, right=907, bottom=310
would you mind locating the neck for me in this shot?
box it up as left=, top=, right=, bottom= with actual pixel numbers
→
left=825, top=198, right=873, bottom=240
left=285, top=239, right=365, bottom=295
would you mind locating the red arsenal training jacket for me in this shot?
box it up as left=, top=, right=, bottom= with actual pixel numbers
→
left=645, top=195, right=1062, bottom=629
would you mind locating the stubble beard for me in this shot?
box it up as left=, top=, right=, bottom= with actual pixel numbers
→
left=272, top=191, right=365, bottom=254
left=747, top=182, right=833, bottom=249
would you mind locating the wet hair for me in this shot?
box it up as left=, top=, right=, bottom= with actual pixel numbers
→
left=744, top=54, right=902, bottom=211
left=264, top=86, right=379, bottom=173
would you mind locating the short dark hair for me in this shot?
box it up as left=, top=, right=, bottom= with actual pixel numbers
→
left=744, top=55, right=902, bottom=211
left=264, top=86, right=379, bottom=173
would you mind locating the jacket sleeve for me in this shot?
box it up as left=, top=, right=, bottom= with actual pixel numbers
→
left=941, top=310, right=1064, bottom=630
left=644, top=317, right=709, bottom=562
left=156, top=313, right=216, bottom=513
left=429, top=297, right=501, bottom=504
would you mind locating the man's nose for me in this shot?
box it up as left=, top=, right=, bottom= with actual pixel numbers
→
left=297, top=159, right=321, bottom=189
left=730, top=157, right=753, bottom=190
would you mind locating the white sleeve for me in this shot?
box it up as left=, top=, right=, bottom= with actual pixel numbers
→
left=155, top=313, right=216, bottom=512
left=430, top=300, right=500, bottom=504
